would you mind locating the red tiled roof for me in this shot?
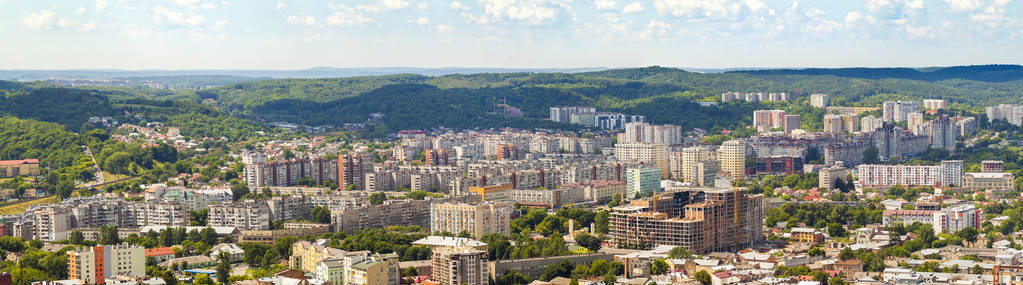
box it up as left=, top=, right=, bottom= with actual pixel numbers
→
left=0, top=159, right=39, bottom=165
left=145, top=247, right=175, bottom=257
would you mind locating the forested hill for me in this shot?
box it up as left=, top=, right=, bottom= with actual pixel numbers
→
left=729, top=65, right=1023, bottom=82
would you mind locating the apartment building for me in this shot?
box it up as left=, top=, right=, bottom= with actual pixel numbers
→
left=69, top=244, right=145, bottom=285
left=818, top=166, right=847, bottom=190
left=430, top=202, right=513, bottom=237
left=923, top=99, right=948, bottom=110
left=861, top=115, right=883, bottom=132
left=810, top=94, right=829, bottom=108
left=753, top=110, right=788, bottom=132
left=754, top=156, right=803, bottom=176
left=207, top=200, right=271, bottom=230
left=339, top=152, right=375, bottom=190
left=823, top=114, right=857, bottom=133
left=857, top=160, right=962, bottom=188
left=672, top=145, right=715, bottom=183
left=963, top=172, right=1014, bottom=191
left=345, top=253, right=401, bottom=285
left=431, top=246, right=489, bottom=285
left=929, top=115, right=958, bottom=152
left=33, top=206, right=69, bottom=242
left=291, top=240, right=346, bottom=273
left=579, top=180, right=625, bottom=202
left=882, top=101, right=921, bottom=122
left=549, top=106, right=596, bottom=123
left=982, top=160, right=1005, bottom=173
left=719, top=139, right=746, bottom=181
left=333, top=197, right=474, bottom=234
left=620, top=122, right=683, bottom=145
left=243, top=157, right=338, bottom=188
left=933, top=205, right=981, bottom=234
left=0, top=159, right=39, bottom=178
left=609, top=187, right=763, bottom=253
left=625, top=166, right=660, bottom=197
left=614, top=143, right=669, bottom=179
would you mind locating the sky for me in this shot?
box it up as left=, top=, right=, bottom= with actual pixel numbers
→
left=1, top=0, right=1022, bottom=70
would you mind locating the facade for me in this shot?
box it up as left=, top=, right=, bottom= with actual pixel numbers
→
left=620, top=122, right=683, bottom=145
left=614, top=143, right=669, bottom=179
left=823, top=114, right=857, bottom=133
left=430, top=202, right=513, bottom=237
left=754, top=156, right=803, bottom=176
left=291, top=240, right=346, bottom=273
left=752, top=110, right=788, bottom=132
left=818, top=166, right=848, bottom=191
left=33, top=206, right=69, bottom=242
left=339, top=152, right=375, bottom=190
left=882, top=210, right=937, bottom=226
left=719, top=140, right=746, bottom=181
left=962, top=172, right=1014, bottom=191
left=243, top=157, right=338, bottom=188
left=0, top=159, right=40, bottom=178
left=68, top=244, right=145, bottom=285
left=987, top=104, right=1023, bottom=126
left=694, top=161, right=720, bottom=187
left=784, top=115, right=801, bottom=133
left=346, top=253, right=401, bottom=285
left=857, top=161, right=963, bottom=188
left=581, top=180, right=625, bottom=202
left=982, top=160, right=1005, bottom=173
left=790, top=228, right=824, bottom=243
left=431, top=247, right=489, bottom=285
left=675, top=145, right=715, bottom=183
left=861, top=115, right=883, bottom=133
left=333, top=197, right=473, bottom=234
left=882, top=101, right=921, bottom=122
left=207, top=200, right=271, bottom=230
left=609, top=188, right=763, bottom=253
left=509, top=187, right=586, bottom=208
left=923, top=99, right=947, bottom=110
left=929, top=115, right=958, bottom=152
left=810, top=94, right=829, bottom=108
left=625, top=166, right=660, bottom=197
left=549, top=106, right=596, bottom=123
left=933, top=205, right=981, bottom=234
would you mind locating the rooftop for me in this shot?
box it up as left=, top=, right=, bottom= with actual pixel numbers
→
left=412, top=236, right=488, bottom=248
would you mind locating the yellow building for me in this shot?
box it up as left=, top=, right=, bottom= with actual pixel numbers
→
left=291, top=240, right=345, bottom=273
left=719, top=140, right=746, bottom=181
left=963, top=172, right=1015, bottom=191
left=0, top=159, right=39, bottom=178
left=468, top=184, right=513, bottom=201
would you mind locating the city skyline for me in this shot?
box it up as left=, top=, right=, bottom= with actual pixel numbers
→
left=2, top=0, right=1022, bottom=70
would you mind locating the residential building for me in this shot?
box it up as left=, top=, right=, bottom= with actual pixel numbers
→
left=620, top=122, right=683, bottom=145
left=508, top=187, right=586, bottom=208
left=316, top=258, right=345, bottom=285
left=345, top=253, right=400, bottom=285
left=754, top=156, right=803, bottom=176
left=339, top=152, right=375, bottom=190
left=0, top=159, right=39, bottom=178
left=784, top=115, right=801, bottom=133
left=940, top=160, right=963, bottom=187
left=431, top=247, right=489, bottom=285
left=549, top=106, right=596, bottom=123
left=209, top=243, right=245, bottom=263
left=430, top=202, right=513, bottom=237
left=609, top=187, right=763, bottom=253
left=857, top=161, right=962, bottom=188
left=982, top=160, right=1005, bottom=173
left=674, top=145, right=715, bottom=183
left=933, top=205, right=981, bottom=234
left=823, top=114, right=856, bottom=133
left=613, top=143, right=669, bottom=179
left=923, top=99, right=948, bottom=110
left=68, top=244, right=144, bottom=285
left=883, top=101, right=921, bottom=122
left=625, top=166, right=660, bottom=197
left=333, top=197, right=474, bottom=234
left=882, top=210, right=937, bottom=226
left=790, top=228, right=824, bottom=243
left=810, top=94, right=829, bottom=108
left=243, top=157, right=338, bottom=188
left=929, top=115, right=958, bottom=152
left=753, top=110, right=787, bottom=132
left=291, top=240, right=346, bottom=273
left=719, top=140, right=746, bottom=181
left=818, top=166, right=847, bottom=190
left=207, top=200, right=271, bottom=230
left=580, top=180, right=625, bottom=202
left=953, top=116, right=978, bottom=136
left=694, top=161, right=720, bottom=187
left=861, top=115, right=883, bottom=132
left=963, top=172, right=1014, bottom=191
left=33, top=206, right=69, bottom=242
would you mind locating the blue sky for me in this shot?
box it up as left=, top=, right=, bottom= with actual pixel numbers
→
left=2, top=0, right=1022, bottom=69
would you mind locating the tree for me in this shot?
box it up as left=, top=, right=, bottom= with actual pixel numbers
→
left=162, top=270, right=178, bottom=285
left=862, top=146, right=880, bottom=164
left=230, top=183, right=250, bottom=201
left=669, top=246, right=692, bottom=259
left=69, top=230, right=85, bottom=245
left=369, top=192, right=386, bottom=205
left=56, top=179, right=74, bottom=199
left=694, top=270, right=711, bottom=285
left=651, top=259, right=669, bottom=275
left=808, top=246, right=824, bottom=257
left=594, top=211, right=610, bottom=234
left=839, top=247, right=855, bottom=260
left=956, top=227, right=979, bottom=246
left=827, top=223, right=847, bottom=238
left=540, top=261, right=574, bottom=281
left=497, top=270, right=531, bottom=285
left=99, top=225, right=120, bottom=245
left=216, top=252, right=231, bottom=283
left=575, top=233, right=602, bottom=252
left=262, top=249, right=280, bottom=268
left=403, top=266, right=419, bottom=277
left=311, top=206, right=332, bottom=224
left=193, top=273, right=214, bottom=285
left=603, top=271, right=616, bottom=285
left=104, top=151, right=132, bottom=174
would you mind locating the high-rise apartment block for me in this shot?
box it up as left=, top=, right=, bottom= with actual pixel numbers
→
left=243, top=157, right=338, bottom=188
left=987, top=104, right=1023, bottom=126
left=549, top=106, right=596, bottom=123
left=810, top=94, right=829, bottom=108
left=339, top=152, right=375, bottom=190
left=752, top=110, right=788, bottom=132
left=933, top=205, right=981, bottom=234
left=719, top=140, right=746, bottom=181
left=207, top=200, right=272, bottom=230
left=430, top=202, right=513, bottom=238
left=69, top=244, right=145, bottom=285
left=928, top=115, right=958, bottom=152
left=982, top=160, right=1005, bottom=173
left=856, top=160, right=962, bottom=188
left=861, top=115, right=883, bottom=132
left=609, top=187, right=763, bottom=253
left=823, top=114, right=857, bottom=133
left=625, top=166, right=661, bottom=196
left=882, top=101, right=921, bottom=122
left=923, top=99, right=948, bottom=110
left=721, top=92, right=789, bottom=102
left=431, top=246, right=489, bottom=285
left=613, top=143, right=669, bottom=179
left=621, top=122, right=683, bottom=145
left=672, top=145, right=716, bottom=183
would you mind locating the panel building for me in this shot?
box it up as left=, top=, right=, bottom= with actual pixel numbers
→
left=430, top=202, right=513, bottom=237
left=68, top=244, right=145, bottom=285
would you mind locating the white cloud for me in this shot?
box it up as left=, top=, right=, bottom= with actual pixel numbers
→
left=75, top=6, right=86, bottom=14
left=125, top=27, right=153, bottom=38
left=595, top=0, right=616, bottom=10
left=326, top=4, right=372, bottom=26
left=653, top=0, right=766, bottom=18
left=275, top=2, right=288, bottom=10
left=434, top=24, right=454, bottom=32
left=415, top=17, right=430, bottom=25
left=639, top=19, right=672, bottom=39
left=622, top=2, right=643, bottom=13
left=944, top=0, right=980, bottom=11
left=357, top=0, right=410, bottom=12
left=152, top=5, right=206, bottom=26
left=95, top=0, right=109, bottom=14
left=56, top=18, right=71, bottom=28
left=213, top=18, right=228, bottom=29
left=200, top=2, right=216, bottom=9
left=904, top=24, right=934, bottom=38
left=471, top=0, right=560, bottom=25
left=418, top=3, right=428, bottom=9
left=80, top=20, right=98, bottom=31
left=450, top=1, right=469, bottom=10
left=287, top=15, right=317, bottom=26
left=173, top=0, right=201, bottom=7
left=21, top=10, right=58, bottom=30
left=844, top=11, right=876, bottom=24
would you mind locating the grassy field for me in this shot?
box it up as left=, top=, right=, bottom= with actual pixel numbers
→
left=101, top=171, right=129, bottom=183
left=0, top=195, right=58, bottom=215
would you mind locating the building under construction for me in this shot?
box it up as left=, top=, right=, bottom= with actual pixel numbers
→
left=608, top=187, right=763, bottom=253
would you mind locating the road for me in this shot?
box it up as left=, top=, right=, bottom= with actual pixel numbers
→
left=82, top=145, right=104, bottom=187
